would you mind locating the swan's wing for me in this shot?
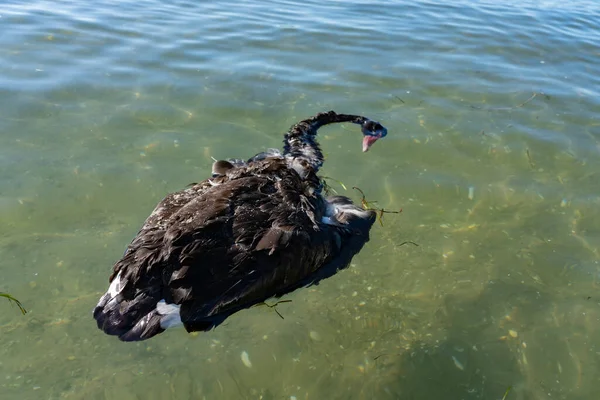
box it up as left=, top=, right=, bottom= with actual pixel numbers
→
left=93, top=176, right=227, bottom=340
left=160, top=173, right=329, bottom=330
left=169, top=188, right=377, bottom=332
left=109, top=176, right=221, bottom=278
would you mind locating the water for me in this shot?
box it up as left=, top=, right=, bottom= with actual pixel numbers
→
left=1, top=0, right=599, bottom=398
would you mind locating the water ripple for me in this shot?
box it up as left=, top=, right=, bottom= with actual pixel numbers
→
left=1, top=1, right=599, bottom=399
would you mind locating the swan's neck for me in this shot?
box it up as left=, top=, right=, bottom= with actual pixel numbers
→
left=282, top=111, right=367, bottom=172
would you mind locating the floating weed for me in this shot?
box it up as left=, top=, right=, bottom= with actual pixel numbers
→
left=252, top=299, right=292, bottom=320
left=501, top=385, right=512, bottom=400
left=352, top=186, right=402, bottom=227
left=470, top=91, right=550, bottom=111
left=1, top=292, right=27, bottom=315
left=321, top=176, right=348, bottom=195
left=526, top=149, right=535, bottom=168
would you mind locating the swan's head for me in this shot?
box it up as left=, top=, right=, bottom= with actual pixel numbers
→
left=361, top=119, right=388, bottom=152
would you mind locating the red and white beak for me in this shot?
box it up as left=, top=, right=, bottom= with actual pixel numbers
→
left=362, top=135, right=380, bottom=152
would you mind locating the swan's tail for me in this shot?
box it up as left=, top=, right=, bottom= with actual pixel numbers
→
left=93, top=272, right=180, bottom=341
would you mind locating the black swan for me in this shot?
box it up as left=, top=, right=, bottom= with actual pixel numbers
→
left=93, top=111, right=388, bottom=341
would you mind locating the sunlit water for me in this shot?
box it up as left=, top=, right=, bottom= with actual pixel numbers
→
left=1, top=0, right=599, bottom=399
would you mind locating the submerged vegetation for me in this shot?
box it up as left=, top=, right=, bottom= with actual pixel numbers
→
left=320, top=177, right=403, bottom=227
left=1, top=292, right=27, bottom=315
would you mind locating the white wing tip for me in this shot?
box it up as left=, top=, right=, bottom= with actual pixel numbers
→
left=107, top=271, right=123, bottom=297
left=156, top=300, right=183, bottom=329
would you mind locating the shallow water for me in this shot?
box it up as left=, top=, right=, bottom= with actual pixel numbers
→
left=1, top=0, right=599, bottom=399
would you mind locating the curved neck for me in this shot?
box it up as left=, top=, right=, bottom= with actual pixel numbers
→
left=282, top=111, right=367, bottom=171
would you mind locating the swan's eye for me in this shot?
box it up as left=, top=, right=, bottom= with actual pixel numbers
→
left=371, top=122, right=386, bottom=137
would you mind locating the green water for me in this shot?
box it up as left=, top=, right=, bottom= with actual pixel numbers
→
left=1, top=0, right=599, bottom=399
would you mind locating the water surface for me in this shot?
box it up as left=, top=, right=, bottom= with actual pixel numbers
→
left=1, top=0, right=599, bottom=399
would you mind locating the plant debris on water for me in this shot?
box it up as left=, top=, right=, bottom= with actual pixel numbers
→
left=1, top=292, right=27, bottom=314
left=320, top=175, right=347, bottom=195
left=252, top=299, right=292, bottom=320
left=352, top=186, right=402, bottom=227
left=469, top=91, right=550, bottom=111
left=320, top=177, right=404, bottom=227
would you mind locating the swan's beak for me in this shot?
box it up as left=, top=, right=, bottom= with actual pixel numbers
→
left=362, top=135, right=380, bottom=152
